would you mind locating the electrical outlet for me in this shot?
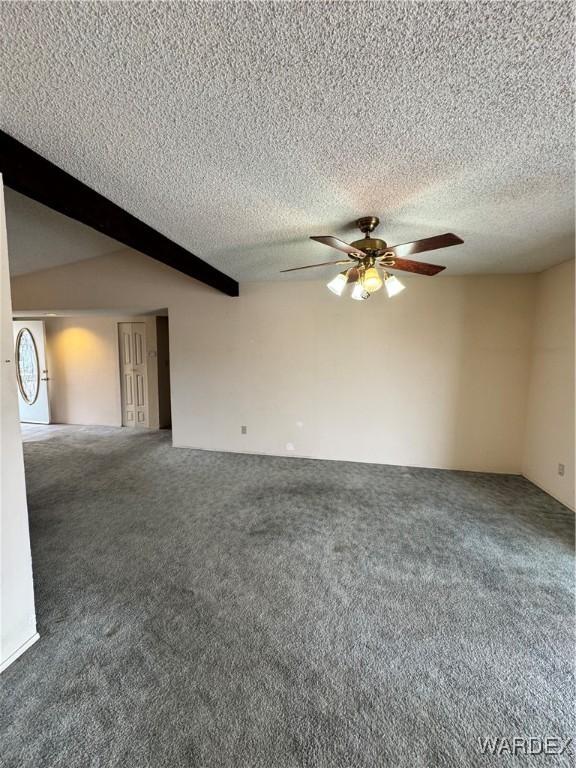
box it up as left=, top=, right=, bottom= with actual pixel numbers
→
left=286, top=442, right=295, bottom=452
left=241, top=426, right=247, bottom=435
left=558, top=463, right=565, bottom=477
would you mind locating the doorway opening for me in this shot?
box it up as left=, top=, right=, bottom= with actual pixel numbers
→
left=12, top=310, right=171, bottom=431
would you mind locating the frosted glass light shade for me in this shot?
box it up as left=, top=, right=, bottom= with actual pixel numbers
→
left=363, top=267, right=383, bottom=293
left=351, top=283, right=370, bottom=301
left=384, top=274, right=405, bottom=298
left=326, top=272, right=348, bottom=296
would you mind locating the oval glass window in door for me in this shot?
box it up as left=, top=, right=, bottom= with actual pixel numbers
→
left=15, top=328, right=40, bottom=404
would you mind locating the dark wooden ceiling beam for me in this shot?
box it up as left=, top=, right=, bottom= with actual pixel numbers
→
left=0, top=130, right=239, bottom=297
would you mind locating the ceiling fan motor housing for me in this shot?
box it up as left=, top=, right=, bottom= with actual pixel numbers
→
left=350, top=237, right=387, bottom=255
left=352, top=216, right=391, bottom=258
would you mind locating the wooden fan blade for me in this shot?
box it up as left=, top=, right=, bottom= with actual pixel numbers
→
left=280, top=260, right=351, bottom=273
left=310, top=236, right=366, bottom=256
left=387, top=233, right=463, bottom=259
left=385, top=257, right=446, bottom=276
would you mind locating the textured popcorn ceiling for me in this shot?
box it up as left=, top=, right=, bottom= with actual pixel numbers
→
left=1, top=1, right=573, bottom=280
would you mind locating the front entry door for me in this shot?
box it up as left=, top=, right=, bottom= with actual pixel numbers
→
left=118, top=322, right=149, bottom=427
left=12, top=320, right=51, bottom=424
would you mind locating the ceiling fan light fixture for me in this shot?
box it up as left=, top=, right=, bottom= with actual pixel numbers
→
left=351, top=282, right=370, bottom=301
left=326, top=271, right=348, bottom=296
left=384, top=273, right=405, bottom=298
left=363, top=266, right=383, bottom=293
left=284, top=216, right=462, bottom=302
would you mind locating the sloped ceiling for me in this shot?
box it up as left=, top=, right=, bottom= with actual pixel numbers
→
left=1, top=1, right=573, bottom=280
left=5, top=189, right=123, bottom=275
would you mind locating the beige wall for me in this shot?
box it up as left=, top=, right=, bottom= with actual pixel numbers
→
left=0, top=182, right=37, bottom=672
left=12, top=249, right=539, bottom=473
left=39, top=315, right=161, bottom=429
left=44, top=316, right=122, bottom=426
left=523, top=260, right=575, bottom=509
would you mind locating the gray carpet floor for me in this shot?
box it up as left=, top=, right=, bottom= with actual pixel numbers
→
left=1, top=426, right=574, bottom=767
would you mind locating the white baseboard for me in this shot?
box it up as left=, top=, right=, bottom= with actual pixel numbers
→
left=522, top=475, right=575, bottom=511
left=0, top=632, right=40, bottom=674
left=172, top=441, right=522, bottom=475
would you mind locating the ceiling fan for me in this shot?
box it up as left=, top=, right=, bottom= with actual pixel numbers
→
left=281, top=217, right=464, bottom=300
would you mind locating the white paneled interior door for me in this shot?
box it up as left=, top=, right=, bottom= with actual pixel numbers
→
left=118, top=322, right=149, bottom=427
left=12, top=320, right=50, bottom=424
